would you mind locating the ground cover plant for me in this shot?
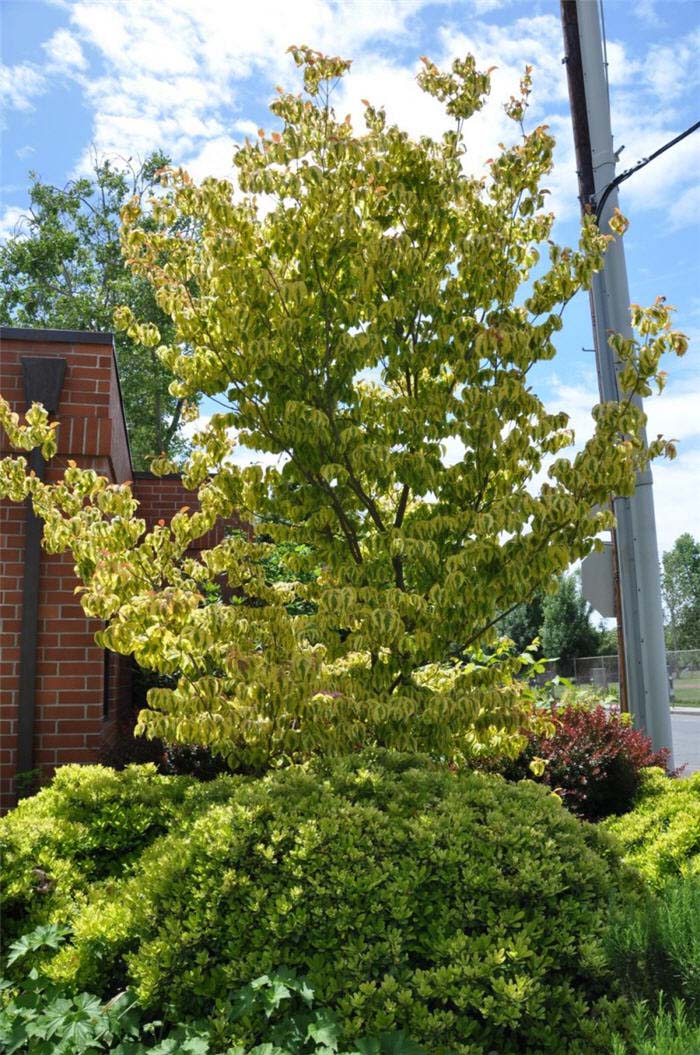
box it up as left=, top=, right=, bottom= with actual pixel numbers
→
left=0, top=48, right=686, bottom=774
left=0, top=926, right=427, bottom=1055
left=0, top=754, right=632, bottom=1055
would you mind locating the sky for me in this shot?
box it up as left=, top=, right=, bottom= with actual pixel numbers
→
left=1, top=0, right=699, bottom=557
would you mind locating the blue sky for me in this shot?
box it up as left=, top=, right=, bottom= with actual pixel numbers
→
left=1, top=0, right=699, bottom=555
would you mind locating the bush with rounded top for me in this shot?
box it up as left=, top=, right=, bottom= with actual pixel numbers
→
left=0, top=752, right=630, bottom=1055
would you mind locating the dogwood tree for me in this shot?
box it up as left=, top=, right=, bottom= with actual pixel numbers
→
left=0, top=49, right=686, bottom=769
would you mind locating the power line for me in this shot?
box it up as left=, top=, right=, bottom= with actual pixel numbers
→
left=596, top=119, right=700, bottom=223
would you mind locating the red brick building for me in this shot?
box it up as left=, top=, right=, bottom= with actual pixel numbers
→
left=0, top=327, right=238, bottom=812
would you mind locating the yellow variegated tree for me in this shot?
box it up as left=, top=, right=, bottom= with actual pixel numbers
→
left=0, top=49, right=686, bottom=770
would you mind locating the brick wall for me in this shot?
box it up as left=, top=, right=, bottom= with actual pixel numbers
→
left=0, top=327, right=241, bottom=812
left=0, top=328, right=133, bottom=811
left=132, top=473, right=251, bottom=550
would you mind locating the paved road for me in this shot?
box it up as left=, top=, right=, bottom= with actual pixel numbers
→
left=671, top=709, right=700, bottom=774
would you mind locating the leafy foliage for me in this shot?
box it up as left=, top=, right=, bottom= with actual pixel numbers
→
left=0, top=764, right=235, bottom=941
left=541, top=572, right=602, bottom=674
left=662, top=533, right=700, bottom=651
left=0, top=925, right=143, bottom=1055
left=0, top=152, right=188, bottom=466
left=497, top=572, right=605, bottom=665
left=1, top=925, right=427, bottom=1055
left=597, top=625, right=620, bottom=656
left=603, top=768, right=700, bottom=887
left=610, top=998, right=700, bottom=1055
left=158, top=743, right=234, bottom=779
left=497, top=594, right=545, bottom=657
left=0, top=50, right=686, bottom=766
left=503, top=701, right=671, bottom=820
left=0, top=754, right=630, bottom=1055
left=605, top=873, right=700, bottom=1017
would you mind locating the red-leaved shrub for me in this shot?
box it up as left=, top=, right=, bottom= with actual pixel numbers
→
left=504, top=703, right=673, bottom=820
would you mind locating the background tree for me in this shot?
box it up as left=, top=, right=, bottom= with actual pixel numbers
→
left=597, top=623, right=619, bottom=656
left=498, top=575, right=612, bottom=666
left=0, top=49, right=685, bottom=769
left=498, top=593, right=545, bottom=656
left=541, top=572, right=602, bottom=675
left=0, top=152, right=188, bottom=467
left=662, top=533, right=700, bottom=651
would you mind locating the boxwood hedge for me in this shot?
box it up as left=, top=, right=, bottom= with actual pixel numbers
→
left=1, top=752, right=630, bottom=1054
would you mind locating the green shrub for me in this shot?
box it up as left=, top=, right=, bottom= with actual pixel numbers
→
left=1, top=924, right=429, bottom=1055
left=1, top=752, right=630, bottom=1055
left=602, top=769, right=700, bottom=887
left=0, top=764, right=236, bottom=941
left=610, top=998, right=700, bottom=1055
left=605, top=873, right=700, bottom=1015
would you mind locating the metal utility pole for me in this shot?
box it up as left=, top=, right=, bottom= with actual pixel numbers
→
left=561, top=0, right=673, bottom=759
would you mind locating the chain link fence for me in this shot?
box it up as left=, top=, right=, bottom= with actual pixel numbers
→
left=571, top=649, right=700, bottom=704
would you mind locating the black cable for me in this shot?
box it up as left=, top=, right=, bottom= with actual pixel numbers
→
left=595, top=119, right=700, bottom=224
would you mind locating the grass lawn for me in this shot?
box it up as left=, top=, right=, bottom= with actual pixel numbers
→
left=560, top=673, right=700, bottom=708
left=672, top=673, right=700, bottom=707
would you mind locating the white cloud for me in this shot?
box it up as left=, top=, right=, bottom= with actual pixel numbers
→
left=441, top=434, right=466, bottom=467
left=605, top=116, right=700, bottom=219
left=599, top=25, right=700, bottom=224
left=332, top=57, right=447, bottom=143
left=186, top=136, right=238, bottom=182
left=0, top=63, right=46, bottom=112
left=603, top=40, right=641, bottom=87
left=643, top=28, right=700, bottom=101
left=43, top=28, right=88, bottom=72
left=650, top=447, right=700, bottom=555
left=233, top=119, right=260, bottom=138
left=60, top=0, right=435, bottom=174
left=471, top=0, right=508, bottom=12
left=0, top=205, right=29, bottom=241
left=667, top=183, right=700, bottom=232
left=633, top=0, right=662, bottom=29
left=19, top=0, right=693, bottom=236
left=433, top=17, right=580, bottom=220
left=182, top=415, right=287, bottom=472
left=646, top=385, right=700, bottom=447
left=438, top=15, right=569, bottom=113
